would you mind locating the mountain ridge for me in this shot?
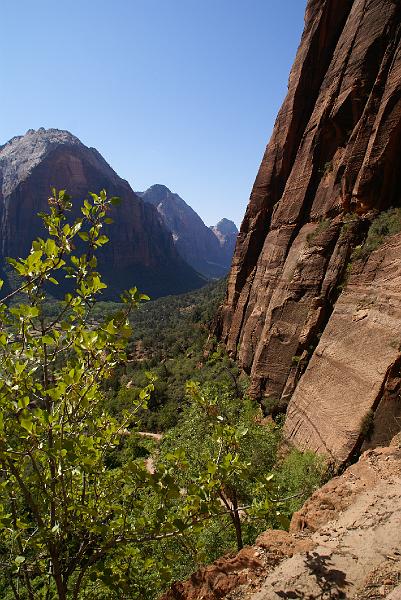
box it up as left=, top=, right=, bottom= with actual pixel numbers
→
left=0, top=128, right=206, bottom=299
left=138, top=183, right=238, bottom=278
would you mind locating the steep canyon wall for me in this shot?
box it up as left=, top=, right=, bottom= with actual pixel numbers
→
left=219, top=0, right=401, bottom=465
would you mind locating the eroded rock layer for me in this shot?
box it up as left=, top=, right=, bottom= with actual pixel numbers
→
left=218, top=0, right=401, bottom=463
left=285, top=233, right=401, bottom=464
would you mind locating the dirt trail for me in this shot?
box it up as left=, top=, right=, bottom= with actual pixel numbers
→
left=252, top=477, right=401, bottom=598
left=236, top=445, right=401, bottom=600
left=138, top=431, right=163, bottom=441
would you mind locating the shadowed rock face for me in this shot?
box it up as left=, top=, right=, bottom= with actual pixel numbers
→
left=0, top=129, right=205, bottom=299
left=218, top=0, right=401, bottom=464
left=138, top=184, right=237, bottom=278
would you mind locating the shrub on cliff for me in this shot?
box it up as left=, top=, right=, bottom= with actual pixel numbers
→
left=156, top=380, right=326, bottom=576
left=352, top=207, right=401, bottom=260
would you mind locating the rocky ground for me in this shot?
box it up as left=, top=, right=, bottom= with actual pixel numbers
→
left=161, top=435, right=401, bottom=600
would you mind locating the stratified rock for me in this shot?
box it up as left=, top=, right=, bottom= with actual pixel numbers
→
left=139, top=184, right=236, bottom=278
left=0, top=129, right=205, bottom=298
left=218, top=0, right=401, bottom=464
left=284, top=233, right=401, bottom=464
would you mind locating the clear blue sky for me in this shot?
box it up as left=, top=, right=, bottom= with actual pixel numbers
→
left=1, top=1, right=306, bottom=227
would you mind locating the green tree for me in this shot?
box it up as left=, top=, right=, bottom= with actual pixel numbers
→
left=158, top=380, right=326, bottom=564
left=160, top=381, right=284, bottom=553
left=0, top=190, right=218, bottom=599
left=0, top=189, right=326, bottom=599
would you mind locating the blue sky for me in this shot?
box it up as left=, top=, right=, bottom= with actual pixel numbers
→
left=1, top=1, right=306, bottom=227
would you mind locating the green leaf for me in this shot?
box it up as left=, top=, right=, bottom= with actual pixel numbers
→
left=96, top=234, right=109, bottom=245
left=17, top=396, right=30, bottom=409
left=20, top=416, right=33, bottom=434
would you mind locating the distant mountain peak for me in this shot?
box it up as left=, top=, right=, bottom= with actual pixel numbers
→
left=213, top=218, right=238, bottom=235
left=0, top=127, right=115, bottom=198
left=146, top=183, right=172, bottom=194
left=210, top=219, right=238, bottom=260
left=139, top=184, right=237, bottom=278
left=0, top=130, right=205, bottom=298
left=137, top=184, right=189, bottom=212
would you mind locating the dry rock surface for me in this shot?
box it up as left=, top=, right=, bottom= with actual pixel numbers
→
left=217, top=0, right=401, bottom=464
left=284, top=233, right=401, bottom=465
left=161, top=443, right=401, bottom=600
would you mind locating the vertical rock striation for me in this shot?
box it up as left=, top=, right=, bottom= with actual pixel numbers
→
left=218, top=0, right=401, bottom=464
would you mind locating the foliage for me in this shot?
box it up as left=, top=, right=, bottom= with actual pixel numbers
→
left=360, top=409, right=375, bottom=441
left=42, top=271, right=229, bottom=433
left=352, top=208, right=401, bottom=261
left=306, top=218, right=331, bottom=245
left=0, top=190, right=231, bottom=599
left=319, top=161, right=333, bottom=176
left=156, top=381, right=327, bottom=578
left=0, top=189, right=329, bottom=599
left=106, top=281, right=231, bottom=432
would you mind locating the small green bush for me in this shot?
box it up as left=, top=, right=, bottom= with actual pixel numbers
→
left=306, top=218, right=331, bottom=244
left=275, top=450, right=328, bottom=516
left=352, top=208, right=401, bottom=261
left=360, top=409, right=375, bottom=440
left=319, top=161, right=333, bottom=176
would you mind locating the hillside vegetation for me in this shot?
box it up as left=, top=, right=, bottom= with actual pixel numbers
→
left=0, top=192, right=326, bottom=599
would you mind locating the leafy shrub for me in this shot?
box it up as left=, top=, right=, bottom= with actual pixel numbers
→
left=306, top=218, right=331, bottom=244
left=155, top=381, right=327, bottom=584
left=360, top=409, right=375, bottom=440
left=352, top=208, right=401, bottom=260
left=275, top=450, right=328, bottom=517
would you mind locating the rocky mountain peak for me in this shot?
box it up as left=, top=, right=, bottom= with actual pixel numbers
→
left=210, top=218, right=238, bottom=249
left=137, top=184, right=192, bottom=214
left=213, top=218, right=238, bottom=236
left=0, top=128, right=121, bottom=198
left=139, top=184, right=236, bottom=278
left=0, top=130, right=205, bottom=298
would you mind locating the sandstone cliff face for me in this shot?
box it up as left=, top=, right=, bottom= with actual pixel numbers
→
left=284, top=233, right=401, bottom=463
left=139, top=184, right=237, bottom=278
left=219, top=0, right=401, bottom=464
left=0, top=129, right=205, bottom=298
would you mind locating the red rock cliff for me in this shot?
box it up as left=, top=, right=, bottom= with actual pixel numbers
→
left=219, top=0, right=401, bottom=464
